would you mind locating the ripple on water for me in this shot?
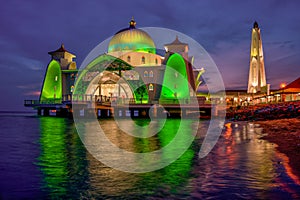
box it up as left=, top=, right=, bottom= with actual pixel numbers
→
left=1, top=116, right=300, bottom=199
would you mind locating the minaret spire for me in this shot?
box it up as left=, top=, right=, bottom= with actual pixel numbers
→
left=247, top=21, right=267, bottom=94
left=253, top=21, right=259, bottom=29
left=129, top=16, right=136, bottom=28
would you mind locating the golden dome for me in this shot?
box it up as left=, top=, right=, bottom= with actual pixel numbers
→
left=108, top=18, right=156, bottom=54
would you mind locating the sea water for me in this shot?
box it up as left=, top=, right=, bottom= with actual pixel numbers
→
left=0, top=113, right=299, bottom=199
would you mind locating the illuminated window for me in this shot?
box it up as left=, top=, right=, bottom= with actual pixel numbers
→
left=71, top=85, right=74, bottom=93
left=149, top=71, right=153, bottom=77
left=175, top=72, right=178, bottom=78
left=149, top=84, right=154, bottom=91
left=144, top=71, right=148, bottom=77
left=141, top=56, right=145, bottom=64
left=55, top=76, right=58, bottom=81
left=127, top=56, right=131, bottom=62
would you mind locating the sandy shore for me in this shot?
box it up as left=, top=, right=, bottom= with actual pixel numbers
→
left=257, top=118, right=300, bottom=178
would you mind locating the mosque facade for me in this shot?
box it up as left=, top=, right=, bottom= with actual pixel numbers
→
left=74, top=18, right=199, bottom=105
left=25, top=18, right=205, bottom=117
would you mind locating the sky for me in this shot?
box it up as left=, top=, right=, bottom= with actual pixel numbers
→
left=0, top=0, right=300, bottom=111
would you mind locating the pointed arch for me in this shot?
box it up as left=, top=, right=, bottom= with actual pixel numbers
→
left=40, top=60, right=62, bottom=102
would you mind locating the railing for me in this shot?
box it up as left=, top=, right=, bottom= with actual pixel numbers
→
left=25, top=95, right=207, bottom=107
left=24, top=94, right=111, bottom=107
left=24, top=99, right=63, bottom=106
left=24, top=100, right=40, bottom=106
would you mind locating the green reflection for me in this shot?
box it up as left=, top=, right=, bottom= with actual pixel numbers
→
left=133, top=119, right=158, bottom=153
left=38, top=118, right=197, bottom=198
left=132, top=119, right=195, bottom=194
left=157, top=119, right=194, bottom=189
left=38, top=117, right=67, bottom=197
left=38, top=117, right=89, bottom=198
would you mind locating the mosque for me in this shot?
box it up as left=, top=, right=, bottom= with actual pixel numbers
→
left=25, top=19, right=299, bottom=116
left=25, top=18, right=205, bottom=117
left=75, top=18, right=200, bottom=105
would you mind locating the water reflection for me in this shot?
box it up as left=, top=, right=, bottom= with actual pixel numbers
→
left=38, top=117, right=89, bottom=199
left=37, top=118, right=198, bottom=198
left=78, top=118, right=197, bottom=172
left=0, top=115, right=42, bottom=199
left=188, top=122, right=300, bottom=199
left=36, top=118, right=300, bottom=199
left=86, top=119, right=197, bottom=198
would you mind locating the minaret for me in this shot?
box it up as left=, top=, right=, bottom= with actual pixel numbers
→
left=164, top=36, right=196, bottom=91
left=247, top=21, right=267, bottom=93
left=40, top=44, right=78, bottom=102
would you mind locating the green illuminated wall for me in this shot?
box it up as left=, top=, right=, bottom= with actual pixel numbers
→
left=74, top=55, right=131, bottom=97
left=108, top=43, right=156, bottom=54
left=40, top=60, right=62, bottom=102
left=74, top=54, right=149, bottom=103
left=160, top=53, right=190, bottom=102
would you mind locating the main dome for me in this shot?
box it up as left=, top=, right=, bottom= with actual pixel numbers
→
left=108, top=18, right=156, bottom=54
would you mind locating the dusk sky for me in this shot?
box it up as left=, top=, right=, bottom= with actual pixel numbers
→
left=1, top=0, right=300, bottom=111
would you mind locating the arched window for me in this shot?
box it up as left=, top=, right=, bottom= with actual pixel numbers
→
left=149, top=84, right=154, bottom=91
left=144, top=71, right=148, bottom=77
left=155, top=58, right=158, bottom=64
left=149, top=71, right=154, bottom=77
left=141, top=56, right=145, bottom=64
left=127, top=56, right=131, bottom=62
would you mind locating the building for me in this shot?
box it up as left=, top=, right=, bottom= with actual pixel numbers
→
left=247, top=21, right=269, bottom=94
left=77, top=18, right=199, bottom=105
left=25, top=18, right=206, bottom=117
left=213, top=21, right=300, bottom=106
left=268, top=77, right=300, bottom=102
left=40, top=44, right=78, bottom=103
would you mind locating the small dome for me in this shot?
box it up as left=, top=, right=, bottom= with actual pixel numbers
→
left=108, top=18, right=156, bottom=54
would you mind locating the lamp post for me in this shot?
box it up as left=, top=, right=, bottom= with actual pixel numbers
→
left=280, top=83, right=286, bottom=102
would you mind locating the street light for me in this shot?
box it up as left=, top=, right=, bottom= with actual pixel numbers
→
left=280, top=83, right=286, bottom=102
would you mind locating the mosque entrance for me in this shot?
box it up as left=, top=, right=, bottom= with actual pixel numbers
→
left=85, top=71, right=134, bottom=104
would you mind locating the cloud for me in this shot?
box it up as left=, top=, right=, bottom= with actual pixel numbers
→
left=24, top=91, right=40, bottom=96
left=16, top=84, right=39, bottom=89
left=1, top=0, right=300, bottom=110
left=0, top=53, right=43, bottom=71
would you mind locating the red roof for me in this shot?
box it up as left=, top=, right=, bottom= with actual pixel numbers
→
left=165, top=36, right=188, bottom=46
left=48, top=44, right=69, bottom=55
left=286, top=77, right=300, bottom=89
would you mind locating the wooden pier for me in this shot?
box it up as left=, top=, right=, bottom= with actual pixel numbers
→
left=24, top=95, right=212, bottom=118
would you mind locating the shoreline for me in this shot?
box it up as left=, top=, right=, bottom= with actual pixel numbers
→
left=226, top=101, right=300, bottom=121
left=256, top=118, right=300, bottom=179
